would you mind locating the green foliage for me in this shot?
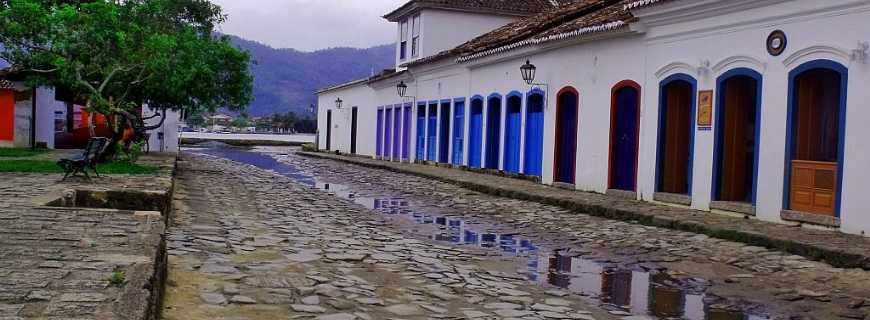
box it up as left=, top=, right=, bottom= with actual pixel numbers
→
left=108, top=267, right=126, bottom=287
left=230, top=116, right=250, bottom=128
left=0, top=0, right=253, bottom=122
left=115, top=140, right=145, bottom=163
left=0, top=148, right=45, bottom=157
left=0, top=159, right=159, bottom=174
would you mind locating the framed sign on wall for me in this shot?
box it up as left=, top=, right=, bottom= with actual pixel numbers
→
left=697, top=90, right=713, bottom=128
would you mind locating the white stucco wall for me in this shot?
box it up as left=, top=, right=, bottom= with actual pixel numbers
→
left=35, top=87, right=59, bottom=149
left=637, top=0, right=870, bottom=234
left=396, top=9, right=517, bottom=68
left=143, top=107, right=181, bottom=153
left=318, top=0, right=870, bottom=235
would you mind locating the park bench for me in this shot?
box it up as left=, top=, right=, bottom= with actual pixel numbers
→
left=57, top=137, right=110, bottom=181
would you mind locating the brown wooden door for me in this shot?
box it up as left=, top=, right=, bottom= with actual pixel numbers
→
left=661, top=81, right=692, bottom=194
left=789, top=68, right=841, bottom=215
left=718, top=76, right=757, bottom=202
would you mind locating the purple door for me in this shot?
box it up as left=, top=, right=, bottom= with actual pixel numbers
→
left=393, top=104, right=401, bottom=161
left=384, top=108, right=393, bottom=159
left=376, top=108, right=383, bottom=157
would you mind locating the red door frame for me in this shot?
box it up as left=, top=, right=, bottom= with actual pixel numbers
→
left=607, top=80, right=642, bottom=191
left=553, top=86, right=580, bottom=184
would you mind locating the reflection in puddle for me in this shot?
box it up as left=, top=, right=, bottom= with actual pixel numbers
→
left=190, top=145, right=769, bottom=320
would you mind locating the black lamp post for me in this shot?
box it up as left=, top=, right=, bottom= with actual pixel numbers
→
left=520, top=59, right=537, bottom=85
left=397, top=81, right=408, bottom=98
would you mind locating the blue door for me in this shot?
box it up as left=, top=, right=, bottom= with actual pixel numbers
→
left=555, top=88, right=578, bottom=184
left=610, top=85, right=640, bottom=191
left=504, top=95, right=522, bottom=173
left=376, top=108, right=384, bottom=157
left=469, top=99, right=483, bottom=168
left=427, top=104, right=437, bottom=161
left=439, top=101, right=451, bottom=163
left=485, top=95, right=502, bottom=169
left=452, top=101, right=465, bottom=165
left=524, top=94, right=544, bottom=177
left=416, top=105, right=425, bottom=160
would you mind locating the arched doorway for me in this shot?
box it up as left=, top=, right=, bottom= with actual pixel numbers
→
left=524, top=91, right=545, bottom=177
left=608, top=81, right=641, bottom=192
left=656, top=75, right=695, bottom=196
left=439, top=100, right=451, bottom=163
left=452, top=99, right=465, bottom=165
left=485, top=94, right=502, bottom=170
left=504, top=93, right=522, bottom=173
left=554, top=87, right=579, bottom=184
left=713, top=69, right=761, bottom=204
left=785, top=60, right=847, bottom=217
left=469, top=97, right=484, bottom=168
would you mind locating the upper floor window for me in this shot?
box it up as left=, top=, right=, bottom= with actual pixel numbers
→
left=400, top=20, right=409, bottom=60
left=411, top=15, right=420, bottom=57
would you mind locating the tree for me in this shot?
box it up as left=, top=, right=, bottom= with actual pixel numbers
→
left=0, top=0, right=253, bottom=158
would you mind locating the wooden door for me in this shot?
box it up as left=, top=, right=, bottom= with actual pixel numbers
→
left=554, top=89, right=578, bottom=184
left=350, top=107, right=358, bottom=154
left=0, top=90, right=14, bottom=142
left=717, top=76, right=757, bottom=202
left=659, top=81, right=692, bottom=194
left=789, top=68, right=841, bottom=215
left=609, top=86, right=640, bottom=191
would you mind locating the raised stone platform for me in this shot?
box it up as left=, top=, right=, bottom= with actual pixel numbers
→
left=301, top=151, right=870, bottom=270
left=0, top=153, right=176, bottom=319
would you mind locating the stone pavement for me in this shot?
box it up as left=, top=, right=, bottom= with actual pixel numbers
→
left=0, top=153, right=176, bottom=320
left=300, top=151, right=870, bottom=270
left=163, top=153, right=617, bottom=320
left=282, top=149, right=870, bottom=319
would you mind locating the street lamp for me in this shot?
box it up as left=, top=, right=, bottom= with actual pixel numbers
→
left=335, top=98, right=343, bottom=109
left=520, top=59, right=548, bottom=108
left=520, top=60, right=537, bottom=85
left=396, top=81, right=408, bottom=98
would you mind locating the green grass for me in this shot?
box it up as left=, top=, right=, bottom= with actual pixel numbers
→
left=0, top=160, right=159, bottom=174
left=0, top=148, right=45, bottom=158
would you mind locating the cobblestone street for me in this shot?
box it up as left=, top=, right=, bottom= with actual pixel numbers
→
left=164, top=146, right=870, bottom=320
left=164, top=152, right=615, bottom=320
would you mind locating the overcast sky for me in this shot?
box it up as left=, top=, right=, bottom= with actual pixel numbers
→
left=211, top=0, right=406, bottom=51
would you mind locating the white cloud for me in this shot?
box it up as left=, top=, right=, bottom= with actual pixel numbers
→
left=211, top=0, right=405, bottom=51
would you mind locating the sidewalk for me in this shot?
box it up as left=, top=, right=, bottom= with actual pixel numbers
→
left=0, top=153, right=176, bottom=320
left=300, top=151, right=870, bottom=270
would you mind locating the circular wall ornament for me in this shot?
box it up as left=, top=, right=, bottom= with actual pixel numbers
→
left=767, top=30, right=787, bottom=56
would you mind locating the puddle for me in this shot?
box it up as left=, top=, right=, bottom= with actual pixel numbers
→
left=186, top=144, right=770, bottom=320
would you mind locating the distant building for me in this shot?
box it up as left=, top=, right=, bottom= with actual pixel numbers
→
left=317, top=0, right=870, bottom=235
left=0, top=69, right=180, bottom=152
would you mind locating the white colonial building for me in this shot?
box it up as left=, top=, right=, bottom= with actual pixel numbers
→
left=317, top=0, right=870, bottom=236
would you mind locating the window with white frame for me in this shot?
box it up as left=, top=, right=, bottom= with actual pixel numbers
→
left=400, top=20, right=409, bottom=60
left=411, top=15, right=420, bottom=57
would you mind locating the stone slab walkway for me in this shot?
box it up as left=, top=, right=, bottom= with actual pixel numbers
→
left=0, top=153, right=176, bottom=320
left=299, top=152, right=870, bottom=270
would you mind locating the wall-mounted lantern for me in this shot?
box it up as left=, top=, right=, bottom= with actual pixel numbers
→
left=396, top=81, right=408, bottom=98
left=520, top=60, right=537, bottom=85
left=335, top=98, right=343, bottom=109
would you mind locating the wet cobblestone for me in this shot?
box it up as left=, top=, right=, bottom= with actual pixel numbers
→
left=272, top=148, right=870, bottom=320
left=164, top=152, right=619, bottom=320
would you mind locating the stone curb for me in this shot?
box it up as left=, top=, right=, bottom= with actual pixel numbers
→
left=299, top=151, right=870, bottom=270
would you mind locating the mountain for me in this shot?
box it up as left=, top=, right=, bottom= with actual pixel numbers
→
left=228, top=35, right=395, bottom=118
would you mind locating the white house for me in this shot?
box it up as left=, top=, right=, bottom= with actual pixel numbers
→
left=316, top=0, right=870, bottom=236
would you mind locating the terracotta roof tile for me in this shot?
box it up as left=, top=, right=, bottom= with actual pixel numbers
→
left=384, top=0, right=582, bottom=21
